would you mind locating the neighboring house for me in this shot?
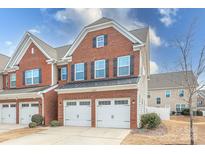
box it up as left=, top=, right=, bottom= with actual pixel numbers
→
left=148, top=71, right=198, bottom=113
left=0, top=54, right=10, bottom=90
left=197, top=90, right=205, bottom=110
left=55, top=17, right=150, bottom=129
left=0, top=32, right=61, bottom=125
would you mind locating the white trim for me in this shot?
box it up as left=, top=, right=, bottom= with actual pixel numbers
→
left=10, top=73, right=16, bottom=88
left=96, top=35, right=105, bottom=48
left=24, top=69, right=40, bottom=86
left=63, top=21, right=144, bottom=58
left=38, top=84, right=58, bottom=94
left=75, top=63, right=85, bottom=81
left=61, top=67, right=67, bottom=81
left=95, top=59, right=106, bottom=79
left=56, top=84, right=138, bottom=94
left=117, top=55, right=130, bottom=77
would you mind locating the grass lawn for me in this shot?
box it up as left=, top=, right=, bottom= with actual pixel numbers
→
left=121, top=116, right=205, bottom=145
left=0, top=127, right=46, bottom=143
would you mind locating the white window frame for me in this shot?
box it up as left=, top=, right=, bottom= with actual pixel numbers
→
left=25, top=69, right=40, bottom=85
left=10, top=73, right=16, bottom=88
left=96, top=35, right=105, bottom=48
left=61, top=67, right=67, bottom=81
left=176, top=104, right=186, bottom=112
left=165, top=90, right=171, bottom=98
left=75, top=63, right=85, bottom=81
left=117, top=55, right=130, bottom=77
left=95, top=59, right=106, bottom=79
left=179, top=89, right=185, bottom=97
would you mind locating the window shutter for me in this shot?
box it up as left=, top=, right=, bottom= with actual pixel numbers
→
left=71, top=64, right=74, bottom=81
left=65, top=66, right=68, bottom=80
left=104, top=34, right=108, bottom=46
left=130, top=55, right=134, bottom=75
left=106, top=59, right=109, bottom=78
left=39, top=69, right=42, bottom=83
left=113, top=58, right=117, bottom=77
left=91, top=61, right=94, bottom=79
left=58, top=68, right=61, bottom=81
left=93, top=37, right=96, bottom=48
left=23, top=71, right=25, bottom=85
left=84, top=63, right=87, bottom=80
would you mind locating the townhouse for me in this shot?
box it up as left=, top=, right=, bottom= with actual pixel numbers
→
left=148, top=71, right=198, bottom=113
left=197, top=90, right=205, bottom=111
left=0, top=54, right=10, bottom=90
left=0, top=17, right=150, bottom=129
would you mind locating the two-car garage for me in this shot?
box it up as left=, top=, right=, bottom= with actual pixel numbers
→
left=0, top=102, right=39, bottom=125
left=63, top=98, right=130, bottom=128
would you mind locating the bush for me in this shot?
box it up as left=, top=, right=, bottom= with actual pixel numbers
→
left=171, top=111, right=176, bottom=115
left=50, top=120, right=60, bottom=127
left=31, top=114, right=44, bottom=126
left=141, top=113, right=161, bottom=129
left=197, top=110, right=203, bottom=116
left=29, top=122, right=37, bottom=128
left=181, top=109, right=190, bottom=115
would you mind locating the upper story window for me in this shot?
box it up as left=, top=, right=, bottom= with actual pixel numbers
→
left=156, top=97, right=161, bottom=104
left=117, top=55, right=130, bottom=77
left=10, top=73, right=16, bottom=88
left=96, top=35, right=105, bottom=48
left=75, top=63, right=84, bottom=81
left=25, top=69, right=40, bottom=85
left=179, top=89, right=184, bottom=97
left=95, top=59, right=105, bottom=79
left=165, top=90, right=171, bottom=98
left=61, top=67, right=67, bottom=80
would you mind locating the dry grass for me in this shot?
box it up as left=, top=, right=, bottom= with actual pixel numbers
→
left=0, top=127, right=46, bottom=143
left=122, top=116, right=205, bottom=145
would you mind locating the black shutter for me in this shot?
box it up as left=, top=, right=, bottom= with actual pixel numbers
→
left=106, top=59, right=109, bottom=78
left=91, top=61, right=94, bottom=79
left=58, top=68, right=61, bottom=81
left=71, top=64, right=75, bottom=81
left=113, top=58, right=117, bottom=77
left=65, top=66, right=68, bottom=80
left=23, top=71, right=25, bottom=85
left=39, top=69, right=42, bottom=83
left=104, top=34, right=108, bottom=46
left=130, top=55, right=134, bottom=76
left=84, top=63, right=87, bottom=80
left=93, top=37, right=96, bottom=48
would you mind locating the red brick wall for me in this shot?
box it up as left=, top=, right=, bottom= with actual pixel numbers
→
left=43, top=89, right=58, bottom=125
left=67, top=27, right=140, bottom=82
left=5, top=42, right=52, bottom=89
left=58, top=89, right=138, bottom=128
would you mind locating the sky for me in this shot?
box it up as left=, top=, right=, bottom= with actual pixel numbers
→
left=0, top=8, right=205, bottom=81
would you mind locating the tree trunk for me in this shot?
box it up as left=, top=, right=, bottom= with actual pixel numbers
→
left=189, top=99, right=194, bottom=145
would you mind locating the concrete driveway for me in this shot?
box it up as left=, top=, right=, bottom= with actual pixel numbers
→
left=0, top=124, right=26, bottom=133
left=1, top=126, right=130, bottom=145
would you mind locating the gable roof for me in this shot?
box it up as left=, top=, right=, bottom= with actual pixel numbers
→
left=0, top=54, right=10, bottom=72
left=63, top=17, right=146, bottom=58
left=148, top=71, right=197, bottom=90
left=129, top=27, right=149, bottom=43
left=55, top=44, right=72, bottom=60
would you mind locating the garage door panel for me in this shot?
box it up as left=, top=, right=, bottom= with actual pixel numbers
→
left=1, top=103, right=16, bottom=124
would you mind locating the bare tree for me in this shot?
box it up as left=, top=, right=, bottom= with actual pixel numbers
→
left=174, top=21, right=205, bottom=145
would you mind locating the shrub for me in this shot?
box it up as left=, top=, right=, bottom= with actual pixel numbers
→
left=50, top=120, right=60, bottom=127
left=171, top=111, right=176, bottom=115
left=181, top=109, right=190, bottom=115
left=31, top=114, right=44, bottom=126
left=29, top=122, right=37, bottom=128
left=197, top=110, right=203, bottom=116
left=141, top=113, right=161, bottom=129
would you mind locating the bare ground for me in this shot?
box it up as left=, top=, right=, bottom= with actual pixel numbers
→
left=122, top=116, right=205, bottom=145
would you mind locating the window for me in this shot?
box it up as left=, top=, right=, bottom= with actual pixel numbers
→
left=61, top=67, right=67, bottom=80
left=79, top=101, right=90, bottom=106
left=2, top=104, right=9, bottom=108
left=114, top=100, right=128, bottom=105
left=95, top=59, right=105, bottom=79
left=22, top=104, right=29, bottom=107
left=25, top=69, right=40, bottom=85
left=31, top=104, right=39, bottom=107
left=165, top=90, right=171, bottom=98
left=179, top=89, right=184, bottom=97
left=98, top=101, right=111, bottom=105
left=96, top=35, right=105, bottom=48
left=66, top=102, right=76, bottom=106
left=156, top=97, right=161, bottom=104
left=176, top=104, right=186, bottom=112
left=117, top=55, right=130, bottom=77
left=75, top=63, right=84, bottom=81
left=10, top=73, right=16, bottom=88
left=6, top=76, right=8, bottom=88
left=10, top=104, right=16, bottom=108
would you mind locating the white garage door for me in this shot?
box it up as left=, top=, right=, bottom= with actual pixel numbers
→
left=96, top=98, right=130, bottom=128
left=19, top=102, right=39, bottom=125
left=64, top=100, right=91, bottom=127
left=0, top=103, right=16, bottom=124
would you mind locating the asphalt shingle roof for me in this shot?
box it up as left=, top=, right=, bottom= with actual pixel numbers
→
left=58, top=77, right=139, bottom=90
left=55, top=45, right=72, bottom=60
left=129, top=27, right=149, bottom=43
left=0, top=54, right=10, bottom=72
left=148, top=71, right=197, bottom=90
